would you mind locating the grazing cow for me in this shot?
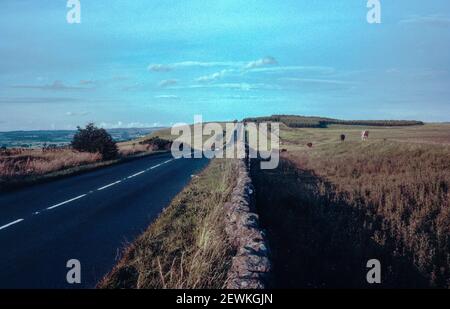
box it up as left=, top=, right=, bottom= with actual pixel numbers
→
left=361, top=130, right=369, bottom=141
left=340, top=134, right=346, bottom=142
left=281, top=148, right=287, bottom=153
left=307, top=143, right=313, bottom=148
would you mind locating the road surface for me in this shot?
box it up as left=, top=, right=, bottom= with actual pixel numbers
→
left=0, top=152, right=208, bottom=288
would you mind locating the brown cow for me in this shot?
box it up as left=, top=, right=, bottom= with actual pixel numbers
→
left=340, top=134, right=346, bottom=141
left=361, top=130, right=369, bottom=141
left=307, top=143, right=313, bottom=148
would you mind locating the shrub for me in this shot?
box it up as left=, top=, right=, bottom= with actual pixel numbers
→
left=71, top=123, right=118, bottom=160
left=139, top=136, right=172, bottom=150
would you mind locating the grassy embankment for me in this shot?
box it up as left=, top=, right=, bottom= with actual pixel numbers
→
left=98, top=158, right=237, bottom=288
left=250, top=116, right=449, bottom=288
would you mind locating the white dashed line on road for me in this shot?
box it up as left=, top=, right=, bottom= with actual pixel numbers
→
left=97, top=180, right=122, bottom=191
left=127, top=170, right=146, bottom=179
left=47, top=194, right=87, bottom=210
left=150, top=163, right=161, bottom=169
left=0, top=219, right=24, bottom=231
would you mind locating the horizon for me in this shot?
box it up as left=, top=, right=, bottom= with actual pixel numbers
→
left=1, top=1, right=450, bottom=131
left=3, top=115, right=449, bottom=133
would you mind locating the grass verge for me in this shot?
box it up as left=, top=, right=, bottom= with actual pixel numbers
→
left=98, top=158, right=238, bottom=289
left=0, top=150, right=169, bottom=192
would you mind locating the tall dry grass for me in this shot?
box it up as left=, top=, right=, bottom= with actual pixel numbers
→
left=288, top=142, right=449, bottom=287
left=117, top=143, right=151, bottom=157
left=0, top=140, right=164, bottom=185
left=252, top=139, right=449, bottom=287
left=0, top=148, right=101, bottom=180
left=98, top=159, right=238, bottom=289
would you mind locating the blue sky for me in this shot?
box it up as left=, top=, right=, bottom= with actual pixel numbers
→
left=1, top=0, right=449, bottom=130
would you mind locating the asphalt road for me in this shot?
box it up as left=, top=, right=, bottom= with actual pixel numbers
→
left=0, top=152, right=209, bottom=288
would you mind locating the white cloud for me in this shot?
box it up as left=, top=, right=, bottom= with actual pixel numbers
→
left=11, top=80, right=90, bottom=91
left=0, top=97, right=80, bottom=104
left=148, top=61, right=240, bottom=72
left=244, top=56, right=278, bottom=70
left=149, top=64, right=173, bottom=72
left=248, top=66, right=335, bottom=75
left=79, top=80, right=96, bottom=85
left=196, top=69, right=231, bottom=83
left=149, top=57, right=279, bottom=74
left=188, top=82, right=278, bottom=91
left=281, top=78, right=357, bottom=85
left=98, top=121, right=162, bottom=129
left=173, top=61, right=239, bottom=68
left=154, top=95, right=180, bottom=99
left=158, top=79, right=178, bottom=88
left=66, top=111, right=90, bottom=117
left=150, top=57, right=282, bottom=89
left=399, top=15, right=450, bottom=27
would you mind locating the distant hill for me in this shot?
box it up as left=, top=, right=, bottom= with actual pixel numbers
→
left=0, top=127, right=164, bottom=148
left=243, top=115, right=424, bottom=128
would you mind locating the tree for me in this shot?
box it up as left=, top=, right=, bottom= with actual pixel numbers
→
left=71, top=123, right=118, bottom=160
left=139, top=136, right=172, bottom=150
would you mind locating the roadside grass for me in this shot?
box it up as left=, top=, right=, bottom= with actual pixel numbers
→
left=252, top=123, right=450, bottom=288
left=98, top=158, right=238, bottom=289
left=0, top=148, right=101, bottom=179
left=0, top=133, right=172, bottom=191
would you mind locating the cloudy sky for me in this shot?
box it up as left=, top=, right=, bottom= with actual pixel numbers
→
left=1, top=0, right=450, bottom=130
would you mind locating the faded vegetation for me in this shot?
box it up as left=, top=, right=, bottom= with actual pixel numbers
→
left=98, top=159, right=238, bottom=289
left=251, top=123, right=450, bottom=288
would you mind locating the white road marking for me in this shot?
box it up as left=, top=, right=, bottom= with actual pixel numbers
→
left=47, top=194, right=87, bottom=210
left=163, top=159, right=173, bottom=164
left=97, top=180, right=122, bottom=191
left=127, top=170, right=146, bottom=179
left=150, top=163, right=161, bottom=169
left=0, top=219, right=24, bottom=231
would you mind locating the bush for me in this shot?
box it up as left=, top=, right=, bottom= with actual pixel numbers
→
left=139, top=136, right=172, bottom=150
left=71, top=123, right=118, bottom=160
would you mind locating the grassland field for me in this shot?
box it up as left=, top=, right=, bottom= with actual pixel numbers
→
left=252, top=122, right=449, bottom=288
